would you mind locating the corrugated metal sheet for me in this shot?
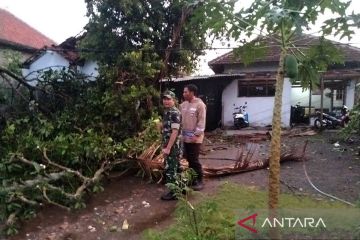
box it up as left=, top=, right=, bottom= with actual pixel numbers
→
left=161, top=73, right=246, bottom=82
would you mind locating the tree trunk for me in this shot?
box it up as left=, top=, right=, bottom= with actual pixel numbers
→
left=268, top=49, right=286, bottom=239
left=268, top=50, right=286, bottom=209
left=158, top=6, right=192, bottom=82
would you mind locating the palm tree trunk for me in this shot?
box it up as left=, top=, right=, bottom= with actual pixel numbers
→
left=268, top=49, right=286, bottom=239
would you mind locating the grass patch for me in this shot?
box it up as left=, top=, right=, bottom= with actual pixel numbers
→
left=143, top=182, right=359, bottom=240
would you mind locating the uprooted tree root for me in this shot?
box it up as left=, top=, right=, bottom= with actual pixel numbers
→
left=136, top=141, right=308, bottom=180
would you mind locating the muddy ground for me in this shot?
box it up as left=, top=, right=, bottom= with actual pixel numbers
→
left=7, top=130, right=360, bottom=240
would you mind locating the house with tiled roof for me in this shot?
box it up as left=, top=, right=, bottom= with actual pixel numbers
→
left=0, top=8, right=55, bottom=66
left=0, top=8, right=98, bottom=90
left=22, top=35, right=99, bottom=84
left=162, top=35, right=360, bottom=130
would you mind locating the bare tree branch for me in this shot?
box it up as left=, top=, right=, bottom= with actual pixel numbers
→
left=16, top=195, right=38, bottom=206
left=42, top=187, right=70, bottom=211
left=159, top=5, right=194, bottom=81
left=42, top=148, right=88, bottom=181
left=74, top=160, right=108, bottom=198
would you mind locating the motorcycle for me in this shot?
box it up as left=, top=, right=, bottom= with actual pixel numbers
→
left=233, top=102, right=249, bottom=129
left=314, top=105, right=350, bottom=129
left=290, top=102, right=308, bottom=127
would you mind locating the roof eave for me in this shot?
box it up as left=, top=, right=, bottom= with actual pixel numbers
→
left=0, top=39, right=38, bottom=53
left=22, top=48, right=47, bottom=68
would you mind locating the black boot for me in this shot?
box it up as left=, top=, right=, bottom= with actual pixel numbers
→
left=161, top=191, right=177, bottom=201
left=191, top=180, right=204, bottom=191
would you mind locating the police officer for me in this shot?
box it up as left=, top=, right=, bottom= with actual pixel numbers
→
left=160, top=90, right=181, bottom=201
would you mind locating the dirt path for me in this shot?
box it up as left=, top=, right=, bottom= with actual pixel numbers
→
left=7, top=131, right=360, bottom=240
left=8, top=177, right=177, bottom=240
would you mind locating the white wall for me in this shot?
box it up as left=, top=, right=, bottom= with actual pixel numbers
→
left=22, top=51, right=69, bottom=86
left=345, top=80, right=356, bottom=109
left=22, top=51, right=100, bottom=85
left=282, top=78, right=292, bottom=126
left=291, top=88, right=334, bottom=109
left=291, top=79, right=356, bottom=110
left=222, top=78, right=292, bottom=127
left=81, top=61, right=99, bottom=80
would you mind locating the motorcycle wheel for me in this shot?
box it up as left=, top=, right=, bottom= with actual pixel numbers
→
left=234, top=119, right=245, bottom=129
left=239, top=119, right=248, bottom=128
left=331, top=122, right=339, bottom=129
left=314, top=119, right=324, bottom=130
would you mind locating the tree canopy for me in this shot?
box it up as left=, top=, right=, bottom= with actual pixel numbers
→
left=0, top=1, right=236, bottom=235
left=82, top=0, right=220, bottom=77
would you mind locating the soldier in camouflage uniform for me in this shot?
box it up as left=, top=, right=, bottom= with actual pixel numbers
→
left=160, top=90, right=181, bottom=201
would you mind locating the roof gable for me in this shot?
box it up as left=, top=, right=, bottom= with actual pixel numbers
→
left=23, top=35, right=87, bottom=67
left=0, top=8, right=55, bottom=49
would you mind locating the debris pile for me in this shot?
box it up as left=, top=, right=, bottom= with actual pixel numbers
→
left=136, top=141, right=308, bottom=180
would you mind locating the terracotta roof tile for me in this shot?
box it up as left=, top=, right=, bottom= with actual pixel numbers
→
left=0, top=8, right=55, bottom=49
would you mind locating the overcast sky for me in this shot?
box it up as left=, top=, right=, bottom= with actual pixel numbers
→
left=1, top=0, right=360, bottom=75
left=0, top=0, right=88, bottom=43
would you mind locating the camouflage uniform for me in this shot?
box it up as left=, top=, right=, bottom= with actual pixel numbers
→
left=162, top=106, right=181, bottom=184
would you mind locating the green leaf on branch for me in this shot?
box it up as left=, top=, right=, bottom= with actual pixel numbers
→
left=31, top=162, right=41, bottom=173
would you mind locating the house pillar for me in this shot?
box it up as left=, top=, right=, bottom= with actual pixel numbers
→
left=308, top=86, right=312, bottom=122
left=343, top=81, right=347, bottom=106
left=330, top=89, right=334, bottom=112
left=320, top=75, right=324, bottom=120
left=345, top=79, right=356, bottom=109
